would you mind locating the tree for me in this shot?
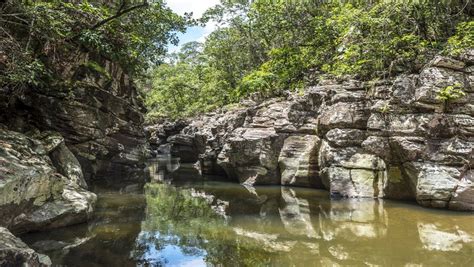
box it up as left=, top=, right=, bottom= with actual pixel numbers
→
left=144, top=0, right=472, bottom=119
left=0, top=0, right=188, bottom=89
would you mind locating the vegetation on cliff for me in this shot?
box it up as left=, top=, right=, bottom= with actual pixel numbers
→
left=0, top=0, right=187, bottom=90
left=145, top=0, right=472, bottom=119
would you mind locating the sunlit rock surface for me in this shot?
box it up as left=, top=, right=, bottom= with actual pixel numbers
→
left=153, top=53, right=473, bottom=210
left=0, top=128, right=96, bottom=234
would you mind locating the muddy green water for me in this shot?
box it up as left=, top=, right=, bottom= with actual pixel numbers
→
left=22, top=171, right=473, bottom=266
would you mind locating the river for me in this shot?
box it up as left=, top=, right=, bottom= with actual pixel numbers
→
left=21, top=160, right=474, bottom=266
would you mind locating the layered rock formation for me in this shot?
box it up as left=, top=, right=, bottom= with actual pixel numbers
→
left=0, top=127, right=96, bottom=234
left=155, top=53, right=473, bottom=211
left=0, top=53, right=148, bottom=183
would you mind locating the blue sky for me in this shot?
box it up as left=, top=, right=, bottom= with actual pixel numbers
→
left=166, top=0, right=220, bottom=53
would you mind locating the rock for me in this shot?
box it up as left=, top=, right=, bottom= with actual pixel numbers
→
left=50, top=142, right=88, bottom=189
left=418, top=67, right=466, bottom=95
left=145, top=119, right=189, bottom=149
left=460, top=48, right=474, bottom=64
left=148, top=53, right=473, bottom=210
left=340, top=153, right=386, bottom=171
left=321, top=167, right=386, bottom=198
left=217, top=128, right=285, bottom=185
left=318, top=140, right=360, bottom=168
left=391, top=75, right=417, bottom=105
left=0, top=128, right=96, bottom=234
left=318, top=102, right=369, bottom=134
left=384, top=167, right=415, bottom=200
left=168, top=133, right=199, bottom=163
left=361, top=136, right=392, bottom=161
left=402, top=162, right=473, bottom=209
left=250, top=101, right=297, bottom=132
left=449, top=171, right=474, bottom=210
left=368, top=114, right=436, bottom=135
left=325, top=129, right=366, bottom=147
left=0, top=227, right=51, bottom=266
left=1, top=55, right=149, bottom=183
left=428, top=56, right=465, bottom=71
left=451, top=114, right=474, bottom=136
left=389, top=137, right=426, bottom=162
left=278, top=135, right=321, bottom=187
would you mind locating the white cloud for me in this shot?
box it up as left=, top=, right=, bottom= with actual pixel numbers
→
left=196, top=21, right=217, bottom=43
left=166, top=0, right=221, bottom=51
left=166, top=0, right=220, bottom=18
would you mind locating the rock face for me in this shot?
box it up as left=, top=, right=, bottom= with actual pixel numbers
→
left=279, top=135, right=321, bottom=187
left=0, top=52, right=147, bottom=261
left=0, top=54, right=149, bottom=183
left=0, top=227, right=51, bottom=266
left=0, top=127, right=96, bottom=234
left=154, top=53, right=473, bottom=211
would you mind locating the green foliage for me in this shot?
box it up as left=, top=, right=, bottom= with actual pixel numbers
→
left=379, top=102, right=391, bottom=114
left=436, top=83, right=466, bottom=102
left=145, top=0, right=471, bottom=119
left=0, top=0, right=187, bottom=89
left=144, top=40, right=235, bottom=120
left=446, top=21, right=474, bottom=56
left=82, top=61, right=111, bottom=80
left=238, top=69, right=276, bottom=98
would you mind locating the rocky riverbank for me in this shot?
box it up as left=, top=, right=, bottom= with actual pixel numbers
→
left=0, top=53, right=149, bottom=265
left=148, top=53, right=474, bottom=211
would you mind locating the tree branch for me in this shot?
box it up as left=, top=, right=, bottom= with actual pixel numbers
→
left=89, top=0, right=148, bottom=31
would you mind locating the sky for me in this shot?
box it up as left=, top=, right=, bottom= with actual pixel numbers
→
left=166, top=0, right=220, bottom=53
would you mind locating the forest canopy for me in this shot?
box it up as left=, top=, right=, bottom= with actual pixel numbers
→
left=144, top=0, right=473, bottom=120
left=0, top=0, right=472, bottom=120
left=0, top=0, right=187, bottom=89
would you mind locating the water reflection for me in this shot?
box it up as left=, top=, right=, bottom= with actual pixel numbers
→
left=22, top=185, right=146, bottom=267
left=140, top=182, right=472, bottom=266
left=148, top=155, right=181, bottom=182
left=21, top=164, right=474, bottom=266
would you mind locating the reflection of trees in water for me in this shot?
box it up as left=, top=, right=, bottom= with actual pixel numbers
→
left=135, top=184, right=277, bottom=266
left=135, top=183, right=474, bottom=266
left=22, top=182, right=474, bottom=266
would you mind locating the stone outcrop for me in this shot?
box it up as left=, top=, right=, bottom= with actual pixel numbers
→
left=0, top=50, right=148, bottom=261
left=154, top=53, right=473, bottom=211
left=0, top=127, right=96, bottom=234
left=0, top=227, right=51, bottom=266
left=279, top=135, right=321, bottom=187
left=0, top=53, right=149, bottom=183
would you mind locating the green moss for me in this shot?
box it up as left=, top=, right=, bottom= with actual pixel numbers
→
left=82, top=61, right=111, bottom=80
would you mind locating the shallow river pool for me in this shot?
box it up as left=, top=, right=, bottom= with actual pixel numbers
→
left=22, top=169, right=473, bottom=266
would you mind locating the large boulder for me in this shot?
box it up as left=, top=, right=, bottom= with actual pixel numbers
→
left=0, top=128, right=96, bottom=234
left=278, top=135, right=321, bottom=187
left=0, top=227, right=51, bottom=266
left=402, top=162, right=473, bottom=210
left=217, top=128, right=285, bottom=185
left=33, top=131, right=88, bottom=189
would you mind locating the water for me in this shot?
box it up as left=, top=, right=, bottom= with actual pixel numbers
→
left=21, top=165, right=474, bottom=266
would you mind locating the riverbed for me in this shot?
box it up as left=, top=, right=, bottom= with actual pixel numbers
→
left=21, top=163, right=473, bottom=266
